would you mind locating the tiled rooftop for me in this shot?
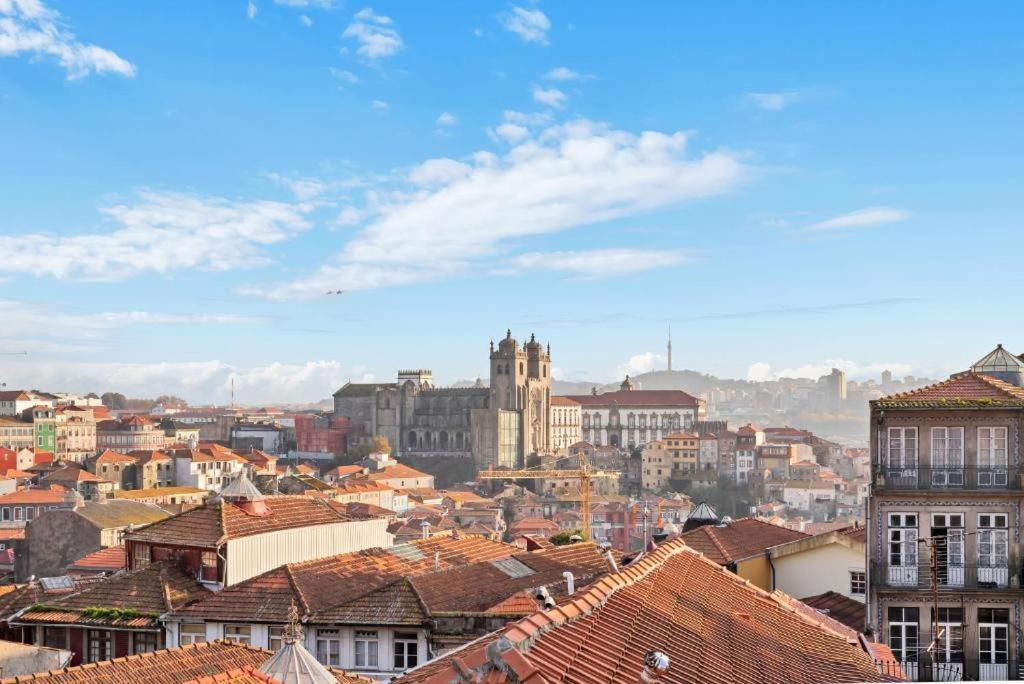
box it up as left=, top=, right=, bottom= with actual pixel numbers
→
left=67, top=544, right=126, bottom=572
left=564, top=389, right=700, bottom=407
left=800, top=591, right=866, bottom=633
left=873, top=370, right=1024, bottom=407
left=15, top=562, right=209, bottom=629
left=171, top=535, right=517, bottom=625
left=124, top=496, right=357, bottom=547
left=0, top=641, right=363, bottom=684
left=680, top=518, right=808, bottom=565
left=394, top=538, right=887, bottom=684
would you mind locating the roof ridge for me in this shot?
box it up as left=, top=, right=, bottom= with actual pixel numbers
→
left=701, top=526, right=733, bottom=562
left=283, top=563, right=312, bottom=616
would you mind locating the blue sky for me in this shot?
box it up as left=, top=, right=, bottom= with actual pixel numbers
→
left=1, top=0, right=1022, bottom=403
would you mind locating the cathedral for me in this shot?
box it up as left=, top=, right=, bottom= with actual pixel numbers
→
left=332, top=330, right=552, bottom=468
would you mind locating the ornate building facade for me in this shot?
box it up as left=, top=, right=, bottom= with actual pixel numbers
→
left=332, top=331, right=552, bottom=468
left=868, top=345, right=1024, bottom=681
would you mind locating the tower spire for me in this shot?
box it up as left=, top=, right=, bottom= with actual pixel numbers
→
left=667, top=326, right=673, bottom=372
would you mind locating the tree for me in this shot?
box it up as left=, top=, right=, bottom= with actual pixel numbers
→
left=346, top=435, right=391, bottom=460
left=372, top=435, right=390, bottom=454
left=549, top=529, right=583, bottom=546
left=101, top=392, right=127, bottom=410
left=154, top=395, right=188, bottom=408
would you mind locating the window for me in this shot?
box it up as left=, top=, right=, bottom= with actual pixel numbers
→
left=200, top=551, right=218, bottom=582
left=315, top=628, right=341, bottom=666
left=132, top=631, right=158, bottom=654
left=887, top=428, right=917, bottom=470
left=133, top=543, right=151, bottom=570
left=87, top=629, right=112, bottom=663
left=394, top=632, right=419, bottom=670
left=43, top=627, right=67, bottom=650
left=888, top=607, right=919, bottom=664
left=223, top=624, right=251, bottom=644
left=849, top=570, right=865, bottom=596
left=978, top=514, right=1010, bottom=586
left=13, top=507, right=21, bottom=521
left=1, top=508, right=9, bottom=522
left=931, top=607, right=964, bottom=665
left=25, top=506, right=34, bottom=520
left=355, top=630, right=379, bottom=669
left=979, top=608, right=1009, bottom=672
left=887, top=513, right=918, bottom=586
left=930, top=427, right=964, bottom=486
left=978, top=427, right=1008, bottom=486
left=268, top=626, right=284, bottom=652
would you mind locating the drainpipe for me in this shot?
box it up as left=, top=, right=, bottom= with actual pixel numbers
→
left=765, top=549, right=777, bottom=591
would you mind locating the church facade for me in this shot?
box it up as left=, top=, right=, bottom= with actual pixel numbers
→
left=332, top=331, right=552, bottom=468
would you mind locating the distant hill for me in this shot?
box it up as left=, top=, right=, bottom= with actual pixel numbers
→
left=552, top=369, right=757, bottom=397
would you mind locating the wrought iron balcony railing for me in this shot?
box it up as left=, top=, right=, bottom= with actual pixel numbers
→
left=874, top=465, right=1021, bottom=491
left=871, top=561, right=1018, bottom=592
left=875, top=657, right=1018, bottom=682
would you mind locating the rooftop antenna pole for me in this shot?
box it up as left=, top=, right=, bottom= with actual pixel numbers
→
left=667, top=326, right=672, bottom=372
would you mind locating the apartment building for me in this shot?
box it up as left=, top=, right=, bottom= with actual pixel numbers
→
left=868, top=345, right=1024, bottom=681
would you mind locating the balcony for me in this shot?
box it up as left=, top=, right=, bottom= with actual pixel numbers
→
left=871, top=561, right=1018, bottom=592
left=875, top=466, right=1021, bottom=491
left=876, top=657, right=1018, bottom=682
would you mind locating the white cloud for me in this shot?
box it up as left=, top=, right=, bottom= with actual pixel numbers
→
left=246, top=1, right=258, bottom=19
left=328, top=67, right=359, bottom=84
left=299, top=14, right=312, bottom=27
left=617, top=352, right=664, bottom=378
left=0, top=299, right=262, bottom=343
left=335, top=206, right=363, bottom=226
left=509, top=248, right=689, bottom=278
left=532, top=86, right=566, bottom=108
left=0, top=190, right=313, bottom=281
left=490, top=122, right=529, bottom=143
left=502, top=110, right=551, bottom=126
left=809, top=206, right=909, bottom=231
left=544, top=66, right=588, bottom=81
left=0, top=359, right=359, bottom=404
left=248, top=118, right=744, bottom=299
left=498, top=5, right=550, bottom=44
left=371, top=98, right=389, bottom=110
left=343, top=7, right=403, bottom=60
left=266, top=172, right=326, bottom=200
left=436, top=111, right=457, bottom=127
left=747, top=359, right=914, bottom=382
left=746, top=91, right=802, bottom=111
left=0, top=0, right=135, bottom=78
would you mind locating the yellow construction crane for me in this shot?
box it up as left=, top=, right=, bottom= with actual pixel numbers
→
left=479, top=453, right=617, bottom=541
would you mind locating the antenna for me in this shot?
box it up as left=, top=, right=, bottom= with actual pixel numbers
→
left=230, top=376, right=235, bottom=408
left=667, top=326, right=672, bottom=372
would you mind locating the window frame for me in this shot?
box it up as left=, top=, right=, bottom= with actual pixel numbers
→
left=393, top=631, right=419, bottom=671
left=354, top=629, right=379, bottom=669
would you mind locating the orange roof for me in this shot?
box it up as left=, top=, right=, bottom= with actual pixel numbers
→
left=327, top=464, right=364, bottom=478
left=395, top=538, right=885, bottom=684
left=124, top=496, right=359, bottom=547
left=0, top=488, right=67, bottom=505
left=42, top=467, right=107, bottom=484
left=0, top=640, right=363, bottom=684
left=566, top=389, right=700, bottom=408
left=68, top=545, right=126, bottom=572
left=0, top=469, right=35, bottom=479
left=550, top=396, right=580, bottom=406
left=508, top=517, right=560, bottom=534
left=360, top=463, right=432, bottom=481
left=95, top=449, right=136, bottom=464
left=874, top=371, right=1024, bottom=407
left=681, top=518, right=808, bottom=565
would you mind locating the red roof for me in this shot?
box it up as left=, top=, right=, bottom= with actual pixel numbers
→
left=874, top=371, right=1024, bottom=407
left=95, top=449, right=137, bottom=464
left=681, top=518, right=808, bottom=565
left=68, top=545, right=127, bottom=573
left=565, top=389, right=700, bottom=408
left=550, top=396, right=580, bottom=406
left=0, top=488, right=67, bottom=505
left=395, top=538, right=887, bottom=684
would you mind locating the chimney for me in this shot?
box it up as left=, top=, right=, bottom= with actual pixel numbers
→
left=600, top=543, right=619, bottom=572
left=562, top=571, right=575, bottom=595
left=434, top=550, right=440, bottom=571
left=421, top=520, right=430, bottom=540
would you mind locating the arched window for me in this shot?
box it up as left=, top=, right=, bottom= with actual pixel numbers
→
left=408, top=431, right=417, bottom=448
left=505, top=363, right=511, bottom=374
left=495, top=364, right=502, bottom=375
left=439, top=431, right=449, bottom=449
left=519, top=362, right=524, bottom=374
left=543, top=365, right=547, bottom=377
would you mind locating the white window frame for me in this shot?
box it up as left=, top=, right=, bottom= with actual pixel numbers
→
left=393, top=631, right=419, bottom=671
left=979, top=608, right=1009, bottom=678
left=930, top=427, right=964, bottom=487
left=849, top=569, right=865, bottom=596
left=887, top=427, right=918, bottom=470
left=355, top=630, right=379, bottom=669
left=978, top=514, right=1010, bottom=587
left=977, top=427, right=1008, bottom=487
left=888, top=606, right=919, bottom=665
left=887, top=513, right=918, bottom=586
left=180, top=623, right=207, bottom=645
left=223, top=624, right=251, bottom=644
left=315, top=628, right=341, bottom=666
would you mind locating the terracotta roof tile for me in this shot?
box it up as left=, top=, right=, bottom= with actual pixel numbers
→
left=395, top=539, right=886, bottom=684
left=800, top=591, right=866, bottom=633
left=564, top=389, right=700, bottom=408
left=67, top=545, right=126, bottom=573
left=0, top=640, right=362, bottom=684
left=873, top=371, right=1024, bottom=407
left=680, top=518, right=808, bottom=565
left=124, top=496, right=356, bottom=548
left=171, top=536, right=516, bottom=624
